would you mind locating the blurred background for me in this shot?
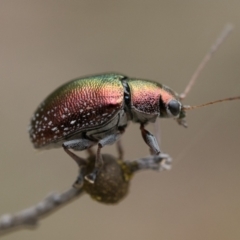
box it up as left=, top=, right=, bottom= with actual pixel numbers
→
left=0, top=1, right=240, bottom=240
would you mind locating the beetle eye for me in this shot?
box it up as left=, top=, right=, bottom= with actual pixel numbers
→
left=167, top=100, right=181, bottom=116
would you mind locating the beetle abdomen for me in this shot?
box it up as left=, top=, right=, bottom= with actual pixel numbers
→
left=29, top=74, right=125, bottom=148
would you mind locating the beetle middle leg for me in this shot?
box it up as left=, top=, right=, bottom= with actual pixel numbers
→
left=116, top=126, right=126, bottom=161
left=63, top=147, right=88, bottom=188
left=140, top=123, right=161, bottom=155
left=62, top=138, right=97, bottom=184
left=84, top=132, right=122, bottom=183
left=116, top=140, right=124, bottom=161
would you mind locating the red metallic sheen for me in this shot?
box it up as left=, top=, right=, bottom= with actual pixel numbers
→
left=29, top=74, right=124, bottom=148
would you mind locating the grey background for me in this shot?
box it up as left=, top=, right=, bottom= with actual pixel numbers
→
left=0, top=1, right=240, bottom=240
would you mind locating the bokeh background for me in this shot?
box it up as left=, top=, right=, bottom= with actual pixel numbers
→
left=0, top=1, right=240, bottom=240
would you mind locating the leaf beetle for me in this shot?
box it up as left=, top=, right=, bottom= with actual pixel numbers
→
left=29, top=73, right=181, bottom=182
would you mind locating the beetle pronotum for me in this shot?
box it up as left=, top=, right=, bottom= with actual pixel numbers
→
left=29, top=25, right=240, bottom=183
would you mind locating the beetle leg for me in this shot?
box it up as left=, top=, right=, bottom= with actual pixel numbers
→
left=140, top=124, right=161, bottom=155
left=62, top=138, right=96, bottom=151
left=116, top=126, right=126, bottom=161
left=63, top=146, right=88, bottom=167
left=62, top=138, right=97, bottom=186
left=87, top=147, right=95, bottom=157
left=62, top=146, right=88, bottom=188
left=116, top=140, right=124, bottom=161
left=85, top=132, right=122, bottom=184
left=73, top=168, right=86, bottom=189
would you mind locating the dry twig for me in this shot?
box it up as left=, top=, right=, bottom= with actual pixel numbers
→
left=0, top=153, right=171, bottom=235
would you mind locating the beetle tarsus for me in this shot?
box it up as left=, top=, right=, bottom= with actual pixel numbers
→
left=84, top=144, right=103, bottom=184
left=73, top=174, right=84, bottom=189
left=85, top=168, right=98, bottom=184
left=155, top=153, right=172, bottom=171
left=133, top=152, right=172, bottom=172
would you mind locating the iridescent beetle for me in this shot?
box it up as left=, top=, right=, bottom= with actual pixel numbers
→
left=29, top=26, right=240, bottom=183
left=29, top=73, right=174, bottom=182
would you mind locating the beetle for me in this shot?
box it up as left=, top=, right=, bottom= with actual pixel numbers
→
left=29, top=73, right=181, bottom=183
left=29, top=26, right=240, bottom=183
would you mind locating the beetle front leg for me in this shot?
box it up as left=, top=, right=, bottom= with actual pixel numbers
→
left=85, top=132, right=122, bottom=184
left=140, top=124, right=161, bottom=155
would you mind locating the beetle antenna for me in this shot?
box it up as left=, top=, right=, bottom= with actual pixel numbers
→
left=183, top=96, right=240, bottom=111
left=180, top=24, right=234, bottom=101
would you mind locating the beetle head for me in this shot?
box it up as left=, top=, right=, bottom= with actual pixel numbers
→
left=158, top=85, right=188, bottom=127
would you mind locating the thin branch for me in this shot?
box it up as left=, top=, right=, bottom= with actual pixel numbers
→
left=0, top=153, right=171, bottom=235
left=0, top=188, right=83, bottom=234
